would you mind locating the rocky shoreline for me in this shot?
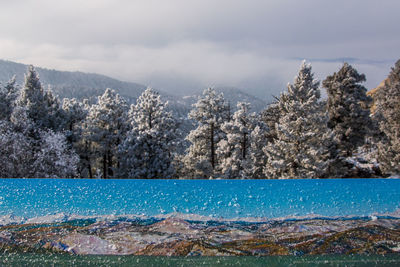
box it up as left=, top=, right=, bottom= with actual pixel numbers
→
left=1, top=217, right=400, bottom=256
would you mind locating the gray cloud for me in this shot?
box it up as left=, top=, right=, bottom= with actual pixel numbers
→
left=0, top=0, right=399, bottom=99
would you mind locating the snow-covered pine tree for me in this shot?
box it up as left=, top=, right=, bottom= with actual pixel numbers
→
left=43, top=88, right=66, bottom=132
left=323, top=63, right=372, bottom=157
left=246, top=120, right=270, bottom=179
left=63, top=98, right=91, bottom=177
left=217, top=102, right=256, bottom=179
left=63, top=98, right=88, bottom=142
left=0, top=120, right=34, bottom=178
left=0, top=66, right=79, bottom=178
left=119, top=88, right=178, bottom=178
left=0, top=116, right=79, bottom=178
left=84, top=88, right=128, bottom=178
left=182, top=88, right=230, bottom=178
left=374, top=59, right=400, bottom=175
left=32, top=130, right=79, bottom=178
left=264, top=61, right=332, bottom=179
left=260, top=101, right=280, bottom=142
left=16, top=66, right=64, bottom=132
left=0, top=76, right=18, bottom=121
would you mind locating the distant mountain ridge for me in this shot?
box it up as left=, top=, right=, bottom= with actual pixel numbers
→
left=0, top=59, right=267, bottom=113
left=0, top=59, right=147, bottom=103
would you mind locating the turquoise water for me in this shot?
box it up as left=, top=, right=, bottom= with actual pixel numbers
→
left=0, top=179, right=399, bottom=220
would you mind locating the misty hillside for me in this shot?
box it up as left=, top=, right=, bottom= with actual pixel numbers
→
left=0, top=59, right=267, bottom=115
left=0, top=59, right=147, bottom=103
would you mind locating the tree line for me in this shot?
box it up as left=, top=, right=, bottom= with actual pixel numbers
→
left=0, top=60, right=399, bottom=178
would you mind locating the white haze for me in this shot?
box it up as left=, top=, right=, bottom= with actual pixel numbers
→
left=0, top=0, right=399, bottom=98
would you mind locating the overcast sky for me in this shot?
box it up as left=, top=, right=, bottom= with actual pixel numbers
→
left=0, top=0, right=399, bottom=99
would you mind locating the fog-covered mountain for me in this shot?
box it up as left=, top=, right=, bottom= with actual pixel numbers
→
left=0, top=59, right=147, bottom=104
left=0, top=59, right=267, bottom=114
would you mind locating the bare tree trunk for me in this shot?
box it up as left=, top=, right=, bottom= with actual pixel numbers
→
left=116, top=136, right=121, bottom=176
left=148, top=110, right=152, bottom=129
left=107, top=150, right=113, bottom=178
left=242, top=132, right=247, bottom=159
left=84, top=141, right=92, bottom=178
left=88, top=160, right=93, bottom=178
left=210, top=122, right=215, bottom=169
left=103, top=153, right=107, bottom=179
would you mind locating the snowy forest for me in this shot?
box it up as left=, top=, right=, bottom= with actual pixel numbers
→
left=0, top=60, right=399, bottom=179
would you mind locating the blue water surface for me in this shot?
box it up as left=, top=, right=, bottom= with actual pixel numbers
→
left=0, top=179, right=399, bottom=219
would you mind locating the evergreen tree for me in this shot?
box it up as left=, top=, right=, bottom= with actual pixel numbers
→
left=0, top=66, right=79, bottom=178
left=182, top=88, right=230, bottom=178
left=0, top=118, right=79, bottom=178
left=63, top=98, right=88, bottom=142
left=120, top=88, right=178, bottom=178
left=0, top=120, right=34, bottom=178
left=16, top=66, right=51, bottom=131
left=264, top=61, right=332, bottom=178
left=246, top=123, right=269, bottom=178
left=217, top=102, right=256, bottom=179
left=84, top=88, right=128, bottom=178
left=260, top=101, right=280, bottom=142
left=375, top=59, right=400, bottom=175
left=43, top=88, right=66, bottom=132
left=0, top=76, right=18, bottom=121
left=15, top=66, right=65, bottom=133
left=323, top=63, right=372, bottom=157
left=32, top=130, right=79, bottom=178
left=63, top=98, right=90, bottom=177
